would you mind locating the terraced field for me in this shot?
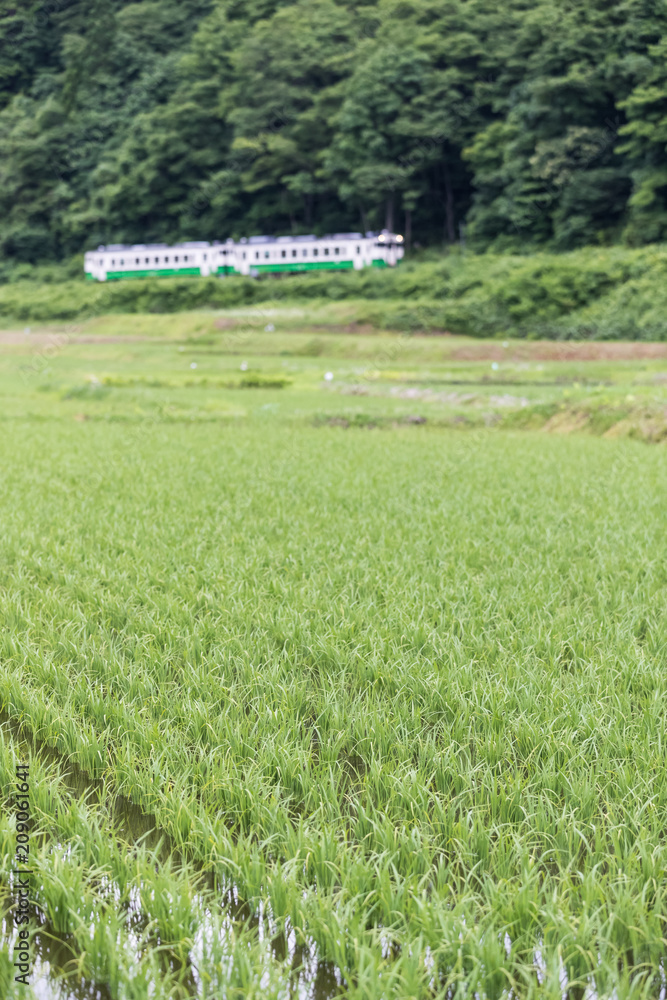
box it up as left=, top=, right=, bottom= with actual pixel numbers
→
left=1, top=311, right=666, bottom=999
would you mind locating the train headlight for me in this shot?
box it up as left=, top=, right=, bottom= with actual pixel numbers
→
left=396, top=235, right=403, bottom=242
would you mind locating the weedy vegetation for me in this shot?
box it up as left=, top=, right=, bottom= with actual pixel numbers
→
left=2, top=245, right=667, bottom=342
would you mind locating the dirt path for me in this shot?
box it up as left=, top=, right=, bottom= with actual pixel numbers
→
left=448, top=341, right=667, bottom=361
left=2, top=326, right=667, bottom=360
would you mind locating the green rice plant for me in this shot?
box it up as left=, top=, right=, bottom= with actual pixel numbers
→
left=138, top=862, right=198, bottom=962
left=1, top=373, right=667, bottom=998
left=0, top=724, right=235, bottom=998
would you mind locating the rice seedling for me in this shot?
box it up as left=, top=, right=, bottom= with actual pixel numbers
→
left=1, top=324, right=667, bottom=997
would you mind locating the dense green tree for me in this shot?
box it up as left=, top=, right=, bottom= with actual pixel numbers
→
left=0, top=0, right=62, bottom=109
left=325, top=43, right=431, bottom=234
left=371, top=0, right=518, bottom=245
left=464, top=0, right=666, bottom=249
left=619, top=36, right=667, bottom=244
left=220, top=0, right=358, bottom=234
left=89, top=3, right=233, bottom=246
left=1, top=0, right=667, bottom=263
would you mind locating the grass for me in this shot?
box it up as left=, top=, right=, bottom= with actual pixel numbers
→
left=6, top=306, right=667, bottom=440
left=0, top=315, right=667, bottom=998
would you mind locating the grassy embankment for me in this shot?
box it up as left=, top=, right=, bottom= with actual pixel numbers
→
left=2, top=245, right=667, bottom=341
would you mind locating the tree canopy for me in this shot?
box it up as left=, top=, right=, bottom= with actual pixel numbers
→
left=1, top=0, right=666, bottom=262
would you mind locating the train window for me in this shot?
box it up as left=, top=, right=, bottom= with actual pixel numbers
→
left=183, top=255, right=189, bottom=262
left=174, top=255, right=179, bottom=262
left=264, top=251, right=270, bottom=259
left=243, top=252, right=246, bottom=260
left=111, top=259, right=116, bottom=266
left=203, top=253, right=207, bottom=261
left=145, top=257, right=149, bottom=264
left=324, top=248, right=329, bottom=256
left=255, top=252, right=259, bottom=260
left=313, top=248, right=319, bottom=257
left=155, top=257, right=159, bottom=264
left=356, top=245, right=361, bottom=254
left=302, top=249, right=308, bottom=257
left=292, top=250, right=297, bottom=258
left=281, top=250, right=286, bottom=258
left=135, top=258, right=140, bottom=265
left=334, top=248, right=340, bottom=255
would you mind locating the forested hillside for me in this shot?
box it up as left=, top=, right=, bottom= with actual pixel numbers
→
left=1, top=0, right=666, bottom=263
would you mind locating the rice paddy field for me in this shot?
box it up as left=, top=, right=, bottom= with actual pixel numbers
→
left=1, top=304, right=667, bottom=999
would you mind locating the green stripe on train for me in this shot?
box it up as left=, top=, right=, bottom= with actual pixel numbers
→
left=105, top=267, right=202, bottom=280
left=247, top=260, right=355, bottom=273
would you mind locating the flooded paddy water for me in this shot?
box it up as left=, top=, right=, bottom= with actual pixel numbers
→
left=0, top=714, right=343, bottom=999
left=4, top=704, right=663, bottom=1000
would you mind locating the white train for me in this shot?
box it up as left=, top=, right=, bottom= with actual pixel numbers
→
left=84, top=231, right=404, bottom=281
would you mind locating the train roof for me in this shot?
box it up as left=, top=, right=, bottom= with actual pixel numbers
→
left=90, top=232, right=400, bottom=252
left=242, top=232, right=367, bottom=245
left=95, top=242, right=212, bottom=251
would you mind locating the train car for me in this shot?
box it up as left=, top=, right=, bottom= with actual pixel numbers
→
left=83, top=241, right=217, bottom=281
left=84, top=231, right=404, bottom=281
left=232, top=231, right=403, bottom=276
